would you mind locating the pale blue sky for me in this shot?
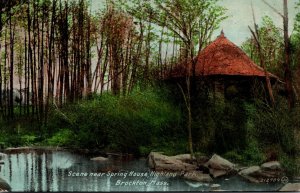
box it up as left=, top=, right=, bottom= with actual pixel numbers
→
left=90, top=0, right=298, bottom=46
left=218, top=0, right=297, bottom=45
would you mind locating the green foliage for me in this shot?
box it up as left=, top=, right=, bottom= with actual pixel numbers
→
left=0, top=118, right=40, bottom=148
left=191, top=92, right=249, bottom=154
left=139, top=138, right=188, bottom=156
left=119, top=0, right=227, bottom=54
left=46, top=129, right=74, bottom=147
left=20, top=134, right=37, bottom=145
left=252, top=99, right=299, bottom=155
left=223, top=150, right=244, bottom=163
left=223, top=139, right=265, bottom=165
left=46, top=86, right=183, bottom=154
left=241, top=138, right=266, bottom=165
left=0, top=134, right=18, bottom=148
left=241, top=15, right=284, bottom=75
left=279, top=153, right=300, bottom=177
left=291, top=2, right=300, bottom=70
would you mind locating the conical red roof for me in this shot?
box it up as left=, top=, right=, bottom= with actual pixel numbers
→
left=169, top=32, right=277, bottom=79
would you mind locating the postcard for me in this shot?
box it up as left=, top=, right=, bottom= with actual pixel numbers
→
left=0, top=0, right=299, bottom=192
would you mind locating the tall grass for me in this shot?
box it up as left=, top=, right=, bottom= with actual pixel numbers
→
left=46, top=86, right=184, bottom=155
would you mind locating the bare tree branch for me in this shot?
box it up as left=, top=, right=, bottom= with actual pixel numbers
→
left=261, top=0, right=284, bottom=18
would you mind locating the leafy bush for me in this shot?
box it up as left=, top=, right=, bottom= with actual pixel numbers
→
left=241, top=138, right=266, bottom=165
left=46, top=86, right=183, bottom=154
left=21, top=134, right=37, bottom=145
left=0, top=120, right=40, bottom=148
left=223, top=150, right=244, bottom=163
left=279, top=152, right=300, bottom=177
left=46, top=129, right=74, bottom=147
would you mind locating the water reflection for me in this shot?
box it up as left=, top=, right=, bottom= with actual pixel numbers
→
left=0, top=150, right=284, bottom=191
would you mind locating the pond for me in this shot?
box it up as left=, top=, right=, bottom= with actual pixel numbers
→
left=0, top=149, right=285, bottom=191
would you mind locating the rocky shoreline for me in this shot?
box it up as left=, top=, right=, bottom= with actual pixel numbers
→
left=146, top=152, right=299, bottom=191
left=1, top=147, right=299, bottom=191
left=90, top=151, right=300, bottom=191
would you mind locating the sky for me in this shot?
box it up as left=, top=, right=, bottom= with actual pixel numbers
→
left=217, top=0, right=298, bottom=45
left=90, top=0, right=299, bottom=46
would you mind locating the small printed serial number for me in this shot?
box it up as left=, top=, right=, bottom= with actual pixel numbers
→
left=259, top=176, right=289, bottom=184
left=259, top=177, right=281, bottom=183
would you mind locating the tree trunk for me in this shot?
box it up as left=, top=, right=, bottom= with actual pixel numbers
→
left=283, top=0, right=295, bottom=109
left=9, top=8, right=14, bottom=119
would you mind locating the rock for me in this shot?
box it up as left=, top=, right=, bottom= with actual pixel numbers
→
left=209, top=169, right=228, bottom=178
left=239, top=165, right=283, bottom=183
left=0, top=178, right=11, bottom=191
left=183, top=171, right=213, bottom=182
left=235, top=166, right=248, bottom=172
left=205, top=154, right=235, bottom=178
left=239, top=166, right=261, bottom=176
left=205, top=154, right=235, bottom=171
left=171, top=154, right=195, bottom=163
left=261, top=161, right=282, bottom=171
left=91, top=156, right=109, bottom=162
left=148, top=152, right=197, bottom=172
left=238, top=166, right=262, bottom=183
left=148, top=153, right=156, bottom=169
left=279, top=183, right=300, bottom=191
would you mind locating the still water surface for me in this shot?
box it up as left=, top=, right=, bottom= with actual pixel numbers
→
left=0, top=150, right=284, bottom=191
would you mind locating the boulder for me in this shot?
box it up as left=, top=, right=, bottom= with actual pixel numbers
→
left=183, top=171, right=213, bottom=182
left=209, top=169, right=228, bottom=178
left=148, top=153, right=156, bottom=169
left=204, top=154, right=235, bottom=178
left=238, top=166, right=262, bottom=183
left=0, top=178, right=11, bottom=191
left=148, top=152, right=197, bottom=172
left=235, top=166, right=248, bottom=172
left=239, top=165, right=283, bottom=183
left=91, top=156, right=109, bottom=162
left=205, top=154, right=235, bottom=171
left=171, top=154, right=195, bottom=163
left=239, top=166, right=261, bottom=176
left=279, top=183, right=300, bottom=191
left=261, top=161, right=282, bottom=171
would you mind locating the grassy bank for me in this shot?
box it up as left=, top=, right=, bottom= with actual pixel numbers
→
left=0, top=86, right=299, bottom=176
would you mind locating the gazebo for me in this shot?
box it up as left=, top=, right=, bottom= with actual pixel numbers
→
left=165, top=31, right=278, bottom=99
